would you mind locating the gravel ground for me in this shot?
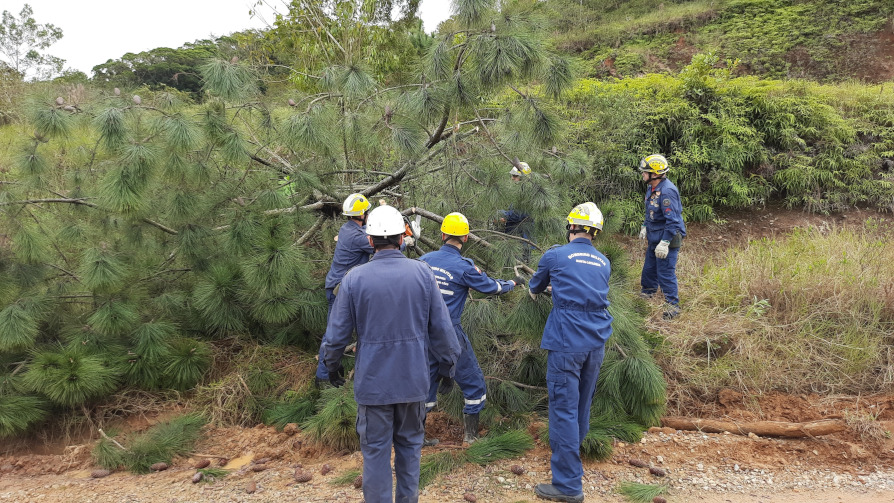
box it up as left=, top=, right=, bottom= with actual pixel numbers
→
left=3, top=425, right=894, bottom=503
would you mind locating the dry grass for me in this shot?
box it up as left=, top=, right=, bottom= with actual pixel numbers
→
left=656, top=221, right=894, bottom=399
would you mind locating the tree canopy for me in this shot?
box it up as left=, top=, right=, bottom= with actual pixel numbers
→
left=0, top=3, right=63, bottom=80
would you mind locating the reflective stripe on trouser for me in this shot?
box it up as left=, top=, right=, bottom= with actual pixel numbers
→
left=426, top=324, right=487, bottom=415
left=640, top=241, right=680, bottom=305
left=547, top=348, right=605, bottom=496
left=315, top=288, right=338, bottom=379
left=356, top=402, right=425, bottom=503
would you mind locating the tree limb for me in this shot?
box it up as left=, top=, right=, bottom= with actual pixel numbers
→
left=0, top=198, right=178, bottom=235
left=660, top=417, right=847, bottom=438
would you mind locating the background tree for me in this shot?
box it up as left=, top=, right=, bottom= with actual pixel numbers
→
left=0, top=4, right=64, bottom=80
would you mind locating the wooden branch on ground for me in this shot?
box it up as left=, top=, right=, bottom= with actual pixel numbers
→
left=660, top=417, right=847, bottom=438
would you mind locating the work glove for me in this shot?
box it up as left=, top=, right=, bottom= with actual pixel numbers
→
left=638, top=226, right=647, bottom=240
left=329, top=364, right=346, bottom=388
left=437, top=363, right=455, bottom=394
left=404, top=236, right=416, bottom=247
left=410, top=220, right=421, bottom=237
left=512, top=275, right=527, bottom=287
left=655, top=240, right=670, bottom=259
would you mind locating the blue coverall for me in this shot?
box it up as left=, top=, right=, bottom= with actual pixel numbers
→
left=322, top=249, right=461, bottom=503
left=529, top=237, right=613, bottom=497
left=419, top=244, right=515, bottom=414
left=641, top=178, right=686, bottom=306
left=316, top=220, right=375, bottom=380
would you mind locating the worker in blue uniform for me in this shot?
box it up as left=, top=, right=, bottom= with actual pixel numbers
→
left=638, top=154, right=686, bottom=320
left=529, top=202, right=613, bottom=503
left=321, top=204, right=460, bottom=503
left=418, top=212, right=525, bottom=445
left=314, top=193, right=374, bottom=387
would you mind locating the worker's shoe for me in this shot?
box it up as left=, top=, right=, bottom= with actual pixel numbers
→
left=314, top=376, right=332, bottom=389
left=662, top=304, right=680, bottom=320
left=534, top=483, right=584, bottom=503
left=462, top=413, right=479, bottom=444
left=422, top=437, right=439, bottom=447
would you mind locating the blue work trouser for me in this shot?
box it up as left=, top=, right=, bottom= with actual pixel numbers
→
left=425, top=324, right=487, bottom=415
left=641, top=241, right=680, bottom=305
left=547, top=348, right=606, bottom=496
left=315, top=288, right=338, bottom=379
left=356, top=402, right=426, bottom=503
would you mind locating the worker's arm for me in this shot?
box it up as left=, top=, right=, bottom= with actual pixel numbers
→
left=426, top=270, right=461, bottom=369
left=321, top=274, right=356, bottom=374
left=528, top=249, right=555, bottom=295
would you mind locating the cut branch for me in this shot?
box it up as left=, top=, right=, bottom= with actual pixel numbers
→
left=660, top=417, right=847, bottom=438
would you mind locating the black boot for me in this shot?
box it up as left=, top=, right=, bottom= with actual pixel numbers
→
left=463, top=413, right=479, bottom=444
left=534, top=483, right=584, bottom=502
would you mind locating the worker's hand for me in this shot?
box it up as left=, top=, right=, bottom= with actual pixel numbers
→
left=512, top=275, right=526, bottom=287
left=638, top=226, right=647, bottom=240
left=437, top=374, right=454, bottom=394
left=404, top=236, right=416, bottom=247
left=655, top=240, right=670, bottom=259
left=329, top=364, right=346, bottom=388
left=410, top=220, right=421, bottom=237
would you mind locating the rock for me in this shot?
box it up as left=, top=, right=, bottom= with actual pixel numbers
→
left=192, top=472, right=204, bottom=484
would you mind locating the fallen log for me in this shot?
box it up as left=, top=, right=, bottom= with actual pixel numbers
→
left=660, top=417, right=846, bottom=438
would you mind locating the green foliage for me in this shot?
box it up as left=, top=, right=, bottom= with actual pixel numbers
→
left=301, top=385, right=359, bottom=452
left=261, top=390, right=318, bottom=430
left=22, top=346, right=120, bottom=407
left=465, top=429, right=533, bottom=464
left=0, top=394, right=47, bottom=437
left=330, top=468, right=362, bottom=485
left=617, top=481, right=669, bottom=503
left=419, top=450, right=465, bottom=488
left=92, top=413, right=206, bottom=473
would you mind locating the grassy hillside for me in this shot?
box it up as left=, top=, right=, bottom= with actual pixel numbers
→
left=546, top=0, right=894, bottom=82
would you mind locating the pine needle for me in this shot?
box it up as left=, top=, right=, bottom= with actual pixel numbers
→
left=617, top=481, right=668, bottom=503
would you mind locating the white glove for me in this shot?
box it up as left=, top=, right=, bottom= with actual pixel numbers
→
left=638, top=226, right=647, bottom=240
left=404, top=236, right=416, bottom=247
left=655, top=240, right=670, bottom=259
left=410, top=220, right=421, bottom=237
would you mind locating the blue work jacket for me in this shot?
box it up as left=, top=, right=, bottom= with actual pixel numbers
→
left=419, top=245, right=515, bottom=324
left=322, top=249, right=461, bottom=406
left=529, top=238, right=613, bottom=352
left=324, top=220, right=374, bottom=290
left=643, top=178, right=686, bottom=243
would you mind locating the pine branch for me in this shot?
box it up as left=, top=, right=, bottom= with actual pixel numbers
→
left=0, top=198, right=178, bottom=235
left=484, top=376, right=547, bottom=391
left=470, top=229, right=543, bottom=252
left=296, top=214, right=327, bottom=246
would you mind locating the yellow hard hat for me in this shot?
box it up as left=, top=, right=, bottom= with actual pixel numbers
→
left=342, top=193, right=371, bottom=216
left=566, top=202, right=603, bottom=233
left=441, top=212, right=470, bottom=236
left=639, top=154, right=669, bottom=175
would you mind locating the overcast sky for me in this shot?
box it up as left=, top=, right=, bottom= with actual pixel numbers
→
left=6, top=0, right=452, bottom=76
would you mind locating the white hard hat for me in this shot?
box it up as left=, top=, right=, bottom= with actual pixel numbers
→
left=365, top=205, right=406, bottom=236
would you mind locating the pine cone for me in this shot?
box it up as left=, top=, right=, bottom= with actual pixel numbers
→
left=353, top=475, right=363, bottom=488
left=251, top=464, right=268, bottom=472
left=294, top=470, right=312, bottom=483
left=246, top=480, right=257, bottom=494
left=649, top=467, right=666, bottom=477
left=629, top=459, right=649, bottom=468
left=132, top=95, right=142, bottom=105
left=194, top=459, right=210, bottom=469
left=652, top=497, right=667, bottom=503
left=90, top=469, right=111, bottom=478
left=464, top=493, right=477, bottom=502
left=320, top=464, right=332, bottom=475
left=150, top=462, right=169, bottom=472
left=510, top=465, right=524, bottom=475
left=55, top=97, right=64, bottom=105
